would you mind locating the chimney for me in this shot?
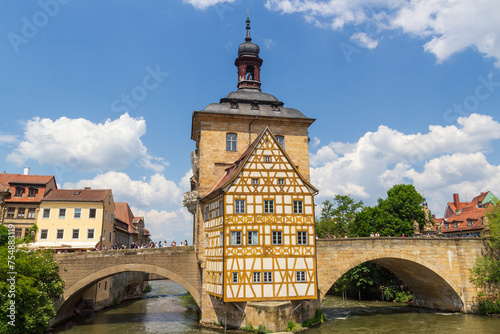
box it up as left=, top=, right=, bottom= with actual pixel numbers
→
left=23, top=166, right=30, bottom=175
left=453, top=193, right=460, bottom=208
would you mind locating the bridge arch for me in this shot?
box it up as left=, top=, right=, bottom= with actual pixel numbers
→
left=317, top=240, right=467, bottom=311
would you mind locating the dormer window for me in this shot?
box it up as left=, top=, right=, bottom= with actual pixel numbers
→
left=445, top=223, right=449, bottom=229
left=15, top=187, right=24, bottom=197
left=467, top=220, right=472, bottom=227
left=272, top=104, right=280, bottom=112
left=28, top=187, right=38, bottom=197
left=230, top=102, right=238, bottom=109
left=251, top=103, right=259, bottom=110
left=453, top=222, right=458, bottom=228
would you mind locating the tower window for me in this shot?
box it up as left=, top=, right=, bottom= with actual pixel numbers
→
left=226, top=133, right=237, bottom=151
left=245, top=65, right=255, bottom=80
left=276, top=135, right=285, bottom=148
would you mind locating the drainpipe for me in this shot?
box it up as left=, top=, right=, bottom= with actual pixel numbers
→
left=248, top=116, right=258, bottom=145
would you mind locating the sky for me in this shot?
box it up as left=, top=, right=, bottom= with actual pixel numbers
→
left=1, top=0, right=500, bottom=244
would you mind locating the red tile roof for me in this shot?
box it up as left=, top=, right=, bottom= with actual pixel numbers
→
left=0, top=173, right=57, bottom=203
left=42, top=189, right=111, bottom=202
left=441, top=205, right=494, bottom=233
left=0, top=173, right=55, bottom=186
left=114, top=202, right=138, bottom=234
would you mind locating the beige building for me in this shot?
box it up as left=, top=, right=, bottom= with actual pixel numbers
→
left=0, top=171, right=57, bottom=239
left=33, top=188, right=115, bottom=250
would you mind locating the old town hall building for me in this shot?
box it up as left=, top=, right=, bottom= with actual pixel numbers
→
left=184, top=17, right=319, bottom=327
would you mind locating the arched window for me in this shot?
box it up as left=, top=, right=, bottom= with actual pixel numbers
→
left=226, top=133, right=237, bottom=151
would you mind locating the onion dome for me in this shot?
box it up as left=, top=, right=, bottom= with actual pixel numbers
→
left=238, top=16, right=260, bottom=57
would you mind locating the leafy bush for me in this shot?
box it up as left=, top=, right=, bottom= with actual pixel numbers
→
left=179, top=292, right=198, bottom=309
left=241, top=324, right=255, bottom=332
left=143, top=284, right=152, bottom=292
left=302, top=309, right=326, bottom=328
left=257, top=324, right=272, bottom=333
left=286, top=320, right=303, bottom=332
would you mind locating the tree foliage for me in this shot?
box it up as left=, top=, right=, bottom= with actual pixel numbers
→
left=0, top=247, right=65, bottom=333
left=315, top=195, right=363, bottom=238
left=349, top=184, right=425, bottom=237
left=470, top=204, right=500, bottom=286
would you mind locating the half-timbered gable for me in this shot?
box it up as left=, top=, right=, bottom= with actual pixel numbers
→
left=201, top=127, right=318, bottom=302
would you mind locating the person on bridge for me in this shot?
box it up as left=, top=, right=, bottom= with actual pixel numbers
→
left=171, top=241, right=176, bottom=247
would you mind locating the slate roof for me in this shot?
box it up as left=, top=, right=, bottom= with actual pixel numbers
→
left=42, top=189, right=110, bottom=202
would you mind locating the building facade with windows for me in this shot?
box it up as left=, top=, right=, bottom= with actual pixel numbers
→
left=0, top=172, right=57, bottom=239
left=184, top=18, right=319, bottom=328
left=33, top=188, right=115, bottom=250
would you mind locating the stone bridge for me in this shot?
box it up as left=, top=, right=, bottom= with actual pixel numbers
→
left=54, top=238, right=485, bottom=321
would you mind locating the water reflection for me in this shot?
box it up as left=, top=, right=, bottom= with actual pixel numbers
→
left=55, top=282, right=500, bottom=334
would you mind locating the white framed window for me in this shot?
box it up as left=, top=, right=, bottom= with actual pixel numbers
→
left=27, top=208, right=36, bottom=219
left=42, top=208, right=51, bottom=219
left=235, top=200, right=245, bottom=214
left=231, top=231, right=241, bottom=246
left=87, top=228, right=95, bottom=239
left=72, top=229, right=80, bottom=239
left=89, top=208, right=97, bottom=219
left=226, top=133, right=237, bottom=151
left=253, top=272, right=261, bottom=283
left=252, top=178, right=259, bottom=185
left=453, top=222, right=458, bottom=228
left=74, top=208, right=82, bottom=219
left=17, top=208, right=25, bottom=218
left=293, top=201, right=303, bottom=214
left=248, top=231, right=258, bottom=245
left=265, top=156, right=271, bottom=162
left=276, top=135, right=285, bottom=148
left=298, top=231, right=308, bottom=245
left=278, top=178, right=284, bottom=185
left=58, top=208, right=66, bottom=219
left=296, top=271, right=306, bottom=282
left=263, top=271, right=273, bottom=283
left=232, top=272, right=238, bottom=284
left=56, top=229, right=64, bottom=240
left=272, top=231, right=282, bottom=245
left=40, top=229, right=48, bottom=240
left=264, top=200, right=274, bottom=214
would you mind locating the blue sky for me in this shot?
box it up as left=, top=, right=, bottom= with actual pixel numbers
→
left=1, top=0, right=500, bottom=243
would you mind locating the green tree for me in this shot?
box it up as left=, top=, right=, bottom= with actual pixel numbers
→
left=0, top=248, right=65, bottom=333
left=470, top=204, right=500, bottom=286
left=316, top=195, right=363, bottom=238
left=350, top=184, right=425, bottom=237
left=0, top=225, right=8, bottom=247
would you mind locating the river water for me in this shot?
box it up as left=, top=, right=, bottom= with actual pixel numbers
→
left=55, top=280, right=500, bottom=333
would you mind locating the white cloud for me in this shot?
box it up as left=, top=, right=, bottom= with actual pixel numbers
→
left=63, top=171, right=183, bottom=208
left=310, top=113, right=500, bottom=215
left=264, top=38, right=275, bottom=49
left=7, top=113, right=166, bottom=172
left=132, top=207, right=193, bottom=244
left=0, top=132, right=17, bottom=145
left=183, top=0, right=238, bottom=10
left=350, top=32, right=378, bottom=49
left=265, top=0, right=500, bottom=66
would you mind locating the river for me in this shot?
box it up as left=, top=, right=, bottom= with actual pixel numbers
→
left=54, top=280, right=500, bottom=333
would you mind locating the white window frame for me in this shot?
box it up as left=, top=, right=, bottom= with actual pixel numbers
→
left=87, top=228, right=95, bottom=239
left=89, top=208, right=97, bottom=219
left=58, top=208, right=66, bottom=219
left=226, top=133, right=237, bottom=151
left=27, top=208, right=36, bottom=219
left=42, top=208, right=51, bottom=219
left=231, top=231, right=242, bottom=246
left=253, top=272, right=261, bottom=283
left=298, top=231, right=308, bottom=245
left=73, top=208, right=82, bottom=219
left=56, top=229, right=64, bottom=240
left=263, top=271, right=273, bottom=283
left=296, top=271, right=306, bottom=282
left=264, top=200, right=274, bottom=214
left=232, top=272, right=238, bottom=284
left=235, top=200, right=245, bottom=214
left=272, top=231, right=282, bottom=245
left=72, top=229, right=80, bottom=240
left=293, top=201, right=303, bottom=214
left=248, top=231, right=258, bottom=245
left=40, top=229, right=48, bottom=240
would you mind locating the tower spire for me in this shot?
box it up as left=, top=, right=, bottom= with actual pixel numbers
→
left=236, top=15, right=263, bottom=90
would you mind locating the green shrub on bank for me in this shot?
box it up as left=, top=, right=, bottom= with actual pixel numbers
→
left=302, top=309, right=326, bottom=328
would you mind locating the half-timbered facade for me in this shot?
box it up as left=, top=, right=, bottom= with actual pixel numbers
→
left=202, top=128, right=318, bottom=302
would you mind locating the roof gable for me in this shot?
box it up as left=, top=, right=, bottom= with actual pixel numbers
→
left=202, top=127, right=317, bottom=200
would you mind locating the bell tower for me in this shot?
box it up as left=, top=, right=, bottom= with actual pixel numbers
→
left=235, top=17, right=263, bottom=90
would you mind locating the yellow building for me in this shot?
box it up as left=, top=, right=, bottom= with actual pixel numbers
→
left=33, top=188, right=115, bottom=250
left=185, top=17, right=318, bottom=308
left=201, top=128, right=318, bottom=302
